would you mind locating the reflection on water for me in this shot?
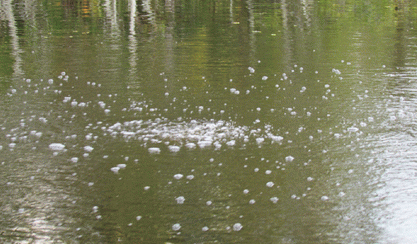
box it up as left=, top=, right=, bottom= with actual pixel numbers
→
left=2, top=0, right=417, bottom=243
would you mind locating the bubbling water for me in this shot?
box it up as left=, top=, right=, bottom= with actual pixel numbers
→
left=105, top=117, right=284, bottom=154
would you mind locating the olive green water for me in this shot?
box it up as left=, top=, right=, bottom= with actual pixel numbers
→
left=2, top=0, right=417, bottom=243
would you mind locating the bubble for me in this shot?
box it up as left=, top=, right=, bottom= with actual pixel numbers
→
left=202, top=226, right=209, bottom=232
left=270, top=197, right=279, bottom=203
left=198, top=140, right=212, bottom=148
left=84, top=145, right=94, bottom=152
left=266, top=182, right=274, bottom=188
left=233, top=223, right=243, bottom=231
left=175, top=196, right=185, bottom=204
left=172, top=223, right=181, bottom=231
left=347, top=127, right=359, bottom=132
left=148, top=147, right=161, bottom=154
left=185, top=143, right=196, bottom=149
left=321, top=196, right=329, bottom=201
left=226, top=140, right=236, bottom=146
left=117, top=164, right=126, bottom=169
left=49, top=143, right=65, bottom=151
left=110, top=167, right=120, bottom=173
left=285, top=156, right=294, bottom=162
left=174, top=174, right=183, bottom=180
left=168, top=145, right=180, bottom=152
left=256, top=137, right=264, bottom=144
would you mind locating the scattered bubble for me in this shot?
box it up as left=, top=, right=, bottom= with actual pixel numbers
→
left=233, top=223, right=243, bottom=231
left=84, top=145, right=94, bottom=152
left=49, top=143, right=65, bottom=151
left=148, top=147, right=161, bottom=154
left=174, top=174, right=183, bottom=180
left=270, top=197, right=279, bottom=203
left=285, top=156, right=294, bottom=162
left=110, top=167, right=120, bottom=173
left=168, top=145, right=180, bottom=152
left=266, top=182, right=274, bottom=188
left=175, top=196, right=185, bottom=204
left=172, top=223, right=181, bottom=231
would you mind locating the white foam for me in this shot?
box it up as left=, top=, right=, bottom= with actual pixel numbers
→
left=84, top=146, right=94, bottom=152
left=110, top=167, right=120, bottom=173
left=226, top=140, right=236, bottom=146
left=185, top=142, right=196, bottom=149
left=198, top=140, right=212, bottom=148
left=168, top=145, right=180, bottom=152
left=148, top=147, right=161, bottom=154
left=49, top=143, right=65, bottom=151
left=106, top=118, right=284, bottom=152
left=174, top=174, right=183, bottom=180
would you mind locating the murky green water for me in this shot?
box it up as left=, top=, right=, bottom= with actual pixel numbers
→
left=2, top=0, right=417, bottom=243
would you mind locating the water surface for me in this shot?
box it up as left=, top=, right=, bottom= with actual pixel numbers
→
left=2, top=0, right=417, bottom=243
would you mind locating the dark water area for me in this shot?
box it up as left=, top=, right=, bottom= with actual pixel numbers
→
left=2, top=0, right=417, bottom=243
